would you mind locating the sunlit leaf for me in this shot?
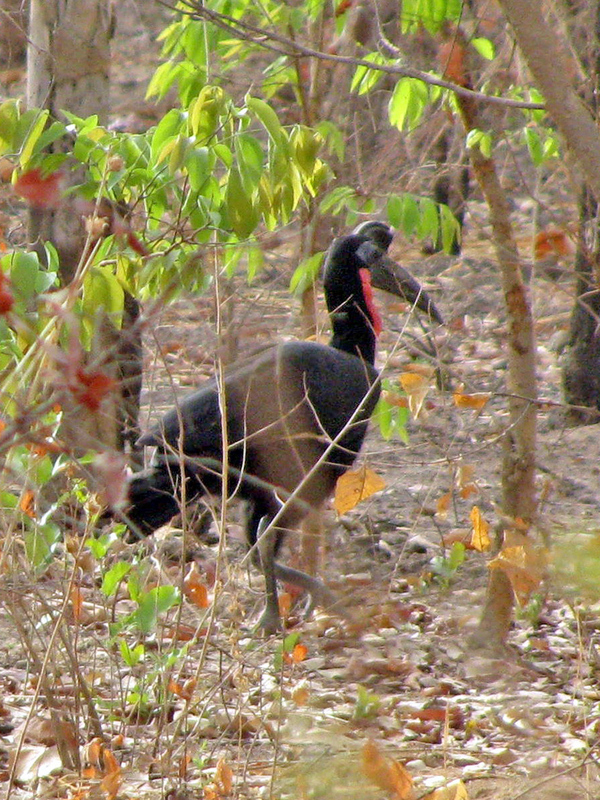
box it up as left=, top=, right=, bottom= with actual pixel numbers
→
left=399, top=372, right=431, bottom=419
left=469, top=505, right=491, bottom=552
left=334, top=465, right=386, bottom=515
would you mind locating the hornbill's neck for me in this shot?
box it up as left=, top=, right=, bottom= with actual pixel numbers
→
left=324, top=237, right=383, bottom=365
left=328, top=300, right=378, bottom=364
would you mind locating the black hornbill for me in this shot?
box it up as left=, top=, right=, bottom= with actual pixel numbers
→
left=123, top=228, right=441, bottom=633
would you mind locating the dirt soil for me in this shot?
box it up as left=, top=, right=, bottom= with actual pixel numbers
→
left=2, top=3, right=600, bottom=800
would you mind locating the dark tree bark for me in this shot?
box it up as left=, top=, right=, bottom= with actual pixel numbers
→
left=560, top=4, right=600, bottom=425
left=0, top=0, right=27, bottom=67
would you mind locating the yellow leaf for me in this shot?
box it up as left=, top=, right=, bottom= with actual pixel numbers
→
left=334, top=466, right=386, bottom=515
left=292, top=683, right=310, bottom=706
left=427, top=779, right=469, bottom=800
left=362, top=740, right=413, bottom=800
left=214, top=757, right=233, bottom=795
left=469, top=505, right=491, bottom=552
left=436, top=491, right=452, bottom=519
left=399, top=372, right=430, bottom=419
left=453, top=388, right=490, bottom=410
left=488, top=544, right=544, bottom=604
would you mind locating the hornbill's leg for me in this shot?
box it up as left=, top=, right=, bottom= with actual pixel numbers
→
left=254, top=514, right=339, bottom=634
left=255, top=515, right=282, bottom=635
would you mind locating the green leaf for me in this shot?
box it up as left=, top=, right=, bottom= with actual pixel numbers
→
left=388, top=78, right=428, bottom=132
left=439, top=204, right=461, bottom=252
left=418, top=197, right=440, bottom=240
left=9, top=251, right=41, bottom=302
left=466, top=128, right=492, bottom=157
left=146, top=60, right=182, bottom=100
left=24, top=523, right=61, bottom=569
left=350, top=53, right=387, bottom=95
left=524, top=127, right=542, bottom=166
left=226, top=166, right=258, bottom=238
left=18, top=109, right=50, bottom=166
left=82, top=267, right=125, bottom=326
left=247, top=96, right=285, bottom=145
left=472, top=37, right=495, bottom=60
left=400, top=195, right=420, bottom=237
left=246, top=245, right=264, bottom=282
left=448, top=541, right=466, bottom=571
left=119, top=639, right=145, bottom=667
left=135, top=585, right=180, bottom=635
left=151, top=109, right=185, bottom=160
left=0, top=99, right=19, bottom=150
left=291, top=126, right=322, bottom=176
left=290, top=251, right=324, bottom=296
left=102, top=561, right=132, bottom=597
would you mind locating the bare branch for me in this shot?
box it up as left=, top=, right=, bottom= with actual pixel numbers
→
left=159, top=0, right=545, bottom=112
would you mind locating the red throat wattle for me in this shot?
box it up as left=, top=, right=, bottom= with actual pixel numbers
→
left=359, top=268, right=382, bottom=337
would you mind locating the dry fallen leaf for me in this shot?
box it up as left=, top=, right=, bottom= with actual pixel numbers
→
left=425, top=778, right=469, bottom=800
left=291, top=682, right=310, bottom=706
left=204, top=757, right=234, bottom=798
left=361, top=739, right=413, bottom=800
left=469, top=505, right=491, bottom=552
left=452, top=388, right=490, bottom=410
left=436, top=491, right=452, bottom=519
left=488, top=543, right=544, bottom=604
left=399, top=372, right=431, bottom=419
left=183, top=562, right=210, bottom=609
left=334, top=465, right=386, bottom=515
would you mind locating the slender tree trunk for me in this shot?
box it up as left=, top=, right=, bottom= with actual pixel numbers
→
left=445, top=37, right=538, bottom=649
left=498, top=0, right=600, bottom=205
left=0, top=0, right=27, bottom=67
left=27, top=0, right=114, bottom=282
left=559, top=3, right=600, bottom=424
left=27, top=0, right=142, bottom=457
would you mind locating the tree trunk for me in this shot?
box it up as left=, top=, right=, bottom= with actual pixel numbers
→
left=27, top=0, right=142, bottom=457
left=0, top=0, right=27, bottom=67
left=559, top=4, right=600, bottom=424
left=447, top=45, right=537, bottom=650
left=562, top=187, right=600, bottom=424
left=27, top=0, right=114, bottom=283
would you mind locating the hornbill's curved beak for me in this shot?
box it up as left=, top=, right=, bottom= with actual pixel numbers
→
left=353, top=220, right=443, bottom=325
left=369, top=254, right=444, bottom=325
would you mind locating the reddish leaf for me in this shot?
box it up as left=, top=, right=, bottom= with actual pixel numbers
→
left=183, top=563, right=210, bottom=608
left=70, top=368, right=115, bottom=411
left=20, top=489, right=35, bottom=519
left=14, top=168, right=64, bottom=209
left=0, top=272, right=14, bottom=314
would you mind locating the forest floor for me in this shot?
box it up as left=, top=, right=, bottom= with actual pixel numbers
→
left=2, top=2, right=600, bottom=800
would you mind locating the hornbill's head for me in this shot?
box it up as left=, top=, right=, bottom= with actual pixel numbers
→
left=352, top=220, right=443, bottom=325
left=323, top=230, right=442, bottom=362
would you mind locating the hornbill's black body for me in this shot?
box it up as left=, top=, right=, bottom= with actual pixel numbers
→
left=124, top=227, right=441, bottom=633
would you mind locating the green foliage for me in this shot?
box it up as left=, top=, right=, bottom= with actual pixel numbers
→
left=465, top=128, right=492, bottom=157
left=273, top=631, right=302, bottom=670
left=373, top=388, right=410, bottom=444
left=388, top=78, right=441, bottom=133
left=101, top=561, right=132, bottom=597
left=353, top=684, right=381, bottom=720
left=386, top=194, right=460, bottom=252
left=429, top=542, right=466, bottom=586
left=351, top=53, right=393, bottom=95
left=400, top=0, right=464, bottom=34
